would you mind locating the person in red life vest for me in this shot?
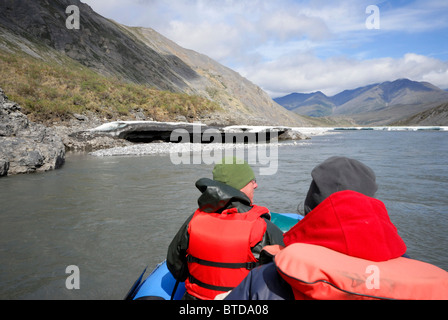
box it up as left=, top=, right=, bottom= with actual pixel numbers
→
left=225, top=156, right=448, bottom=300
left=166, top=157, right=284, bottom=300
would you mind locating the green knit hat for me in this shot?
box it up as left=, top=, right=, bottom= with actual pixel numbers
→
left=212, top=157, right=255, bottom=190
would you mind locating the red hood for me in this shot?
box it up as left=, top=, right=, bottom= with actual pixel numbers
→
left=283, top=190, right=407, bottom=262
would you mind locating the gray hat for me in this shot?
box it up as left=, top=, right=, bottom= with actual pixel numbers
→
left=303, top=156, right=378, bottom=215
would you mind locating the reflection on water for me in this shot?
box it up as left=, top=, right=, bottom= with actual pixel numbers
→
left=0, top=130, right=447, bottom=299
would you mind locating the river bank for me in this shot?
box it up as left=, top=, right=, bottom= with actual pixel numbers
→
left=1, top=88, right=315, bottom=177
left=0, top=89, right=65, bottom=176
left=2, top=87, right=447, bottom=177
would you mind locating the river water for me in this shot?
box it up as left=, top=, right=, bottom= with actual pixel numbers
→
left=1, top=129, right=447, bottom=299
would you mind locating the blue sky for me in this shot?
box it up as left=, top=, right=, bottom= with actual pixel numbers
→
left=82, top=0, right=448, bottom=97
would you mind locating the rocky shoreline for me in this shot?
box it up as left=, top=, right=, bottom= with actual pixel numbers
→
left=0, top=88, right=311, bottom=177
left=0, top=89, right=65, bottom=176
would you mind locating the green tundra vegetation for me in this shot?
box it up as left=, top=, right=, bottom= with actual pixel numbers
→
left=0, top=49, right=219, bottom=124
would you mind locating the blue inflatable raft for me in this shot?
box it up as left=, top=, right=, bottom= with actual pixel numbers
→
left=125, top=212, right=302, bottom=300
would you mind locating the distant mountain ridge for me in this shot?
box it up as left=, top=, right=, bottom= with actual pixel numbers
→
left=0, top=0, right=309, bottom=126
left=275, top=79, right=448, bottom=125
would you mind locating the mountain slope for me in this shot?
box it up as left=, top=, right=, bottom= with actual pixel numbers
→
left=126, top=26, right=308, bottom=125
left=390, top=102, right=448, bottom=126
left=0, top=0, right=309, bottom=126
left=274, top=79, right=448, bottom=125
left=274, top=91, right=335, bottom=117
left=334, top=79, right=448, bottom=116
left=0, top=0, right=196, bottom=91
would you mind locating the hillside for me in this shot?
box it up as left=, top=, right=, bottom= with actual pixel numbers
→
left=0, top=49, right=219, bottom=124
left=274, top=91, right=335, bottom=117
left=275, top=79, right=448, bottom=125
left=0, top=0, right=310, bottom=126
left=125, top=26, right=308, bottom=126
left=391, top=102, right=448, bottom=126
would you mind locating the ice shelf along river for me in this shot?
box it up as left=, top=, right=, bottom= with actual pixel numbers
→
left=0, top=126, right=447, bottom=299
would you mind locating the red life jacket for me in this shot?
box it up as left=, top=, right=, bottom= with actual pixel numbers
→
left=185, top=205, right=269, bottom=300
left=265, top=243, right=448, bottom=300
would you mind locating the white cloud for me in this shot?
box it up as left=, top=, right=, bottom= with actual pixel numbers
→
left=381, top=0, right=448, bottom=32
left=166, top=20, right=242, bottom=62
left=262, top=10, right=331, bottom=41
left=81, top=0, right=448, bottom=96
left=242, top=53, right=448, bottom=97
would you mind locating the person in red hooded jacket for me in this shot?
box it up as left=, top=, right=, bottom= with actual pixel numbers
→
left=225, top=156, right=448, bottom=300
